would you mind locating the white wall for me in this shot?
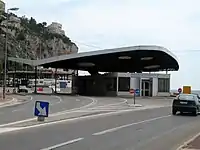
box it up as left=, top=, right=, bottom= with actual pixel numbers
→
left=130, top=77, right=140, bottom=89
left=157, top=92, right=170, bottom=96
left=116, top=73, right=171, bottom=97
left=152, top=77, right=158, bottom=96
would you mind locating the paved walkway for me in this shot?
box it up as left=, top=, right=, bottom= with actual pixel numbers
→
left=0, top=94, right=13, bottom=105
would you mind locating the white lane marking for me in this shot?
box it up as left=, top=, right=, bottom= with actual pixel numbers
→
left=0, top=127, right=21, bottom=134
left=76, top=99, right=80, bottom=102
left=0, top=97, right=16, bottom=108
left=0, top=105, right=168, bottom=129
left=49, top=96, right=62, bottom=106
left=92, top=115, right=171, bottom=136
left=40, top=137, right=84, bottom=150
left=11, top=96, right=33, bottom=113
left=90, top=98, right=127, bottom=109
left=12, top=108, right=24, bottom=112
left=0, top=107, right=170, bottom=134
left=0, top=96, right=97, bottom=128
left=52, top=97, right=97, bottom=116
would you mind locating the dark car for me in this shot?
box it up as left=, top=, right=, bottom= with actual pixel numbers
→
left=172, top=93, right=200, bottom=116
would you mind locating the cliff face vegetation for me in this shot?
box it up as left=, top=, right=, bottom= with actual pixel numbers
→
left=0, top=12, right=78, bottom=70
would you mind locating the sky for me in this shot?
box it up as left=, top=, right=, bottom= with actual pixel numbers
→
left=3, top=0, right=200, bottom=90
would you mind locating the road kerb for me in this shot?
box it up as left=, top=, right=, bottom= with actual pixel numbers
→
left=0, top=96, right=32, bottom=108
left=0, top=97, right=16, bottom=107
left=177, top=132, right=200, bottom=150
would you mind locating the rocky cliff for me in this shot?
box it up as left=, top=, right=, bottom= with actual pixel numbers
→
left=0, top=13, right=78, bottom=64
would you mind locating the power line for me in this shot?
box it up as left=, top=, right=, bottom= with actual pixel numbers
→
left=73, top=40, right=102, bottom=49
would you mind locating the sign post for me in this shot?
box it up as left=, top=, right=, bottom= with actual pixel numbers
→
left=129, top=89, right=135, bottom=104
left=34, top=101, right=49, bottom=122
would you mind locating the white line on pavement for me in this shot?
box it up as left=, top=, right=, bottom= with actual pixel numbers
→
left=12, top=108, right=24, bottom=112
left=0, top=107, right=170, bottom=134
left=0, top=96, right=97, bottom=128
left=92, top=115, right=171, bottom=136
left=40, top=137, right=84, bottom=150
left=76, top=99, right=80, bottom=101
left=49, top=96, right=62, bottom=106
left=52, top=97, right=98, bottom=116
left=90, top=98, right=127, bottom=109
left=0, top=127, right=21, bottom=134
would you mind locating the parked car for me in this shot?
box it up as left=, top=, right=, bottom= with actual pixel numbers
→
left=18, top=86, right=28, bottom=93
left=172, top=93, right=200, bottom=116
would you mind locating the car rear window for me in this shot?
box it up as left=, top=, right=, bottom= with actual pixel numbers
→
left=178, top=95, right=195, bottom=101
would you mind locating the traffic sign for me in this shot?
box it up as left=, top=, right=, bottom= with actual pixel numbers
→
left=135, top=89, right=140, bottom=95
left=34, top=101, right=49, bottom=117
left=130, top=89, right=135, bottom=94
left=178, top=88, right=182, bottom=94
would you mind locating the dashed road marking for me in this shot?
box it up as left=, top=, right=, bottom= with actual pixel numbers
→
left=92, top=115, right=171, bottom=136
left=40, top=137, right=84, bottom=150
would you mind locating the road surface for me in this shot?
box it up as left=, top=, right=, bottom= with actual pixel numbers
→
left=0, top=95, right=128, bottom=125
left=0, top=107, right=200, bottom=150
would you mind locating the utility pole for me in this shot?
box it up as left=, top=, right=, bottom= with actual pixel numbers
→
left=3, top=7, right=19, bottom=99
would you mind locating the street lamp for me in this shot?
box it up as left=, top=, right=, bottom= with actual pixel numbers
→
left=2, top=7, right=19, bottom=99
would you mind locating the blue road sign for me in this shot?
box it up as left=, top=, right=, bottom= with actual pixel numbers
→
left=135, top=89, right=140, bottom=95
left=34, top=101, right=49, bottom=117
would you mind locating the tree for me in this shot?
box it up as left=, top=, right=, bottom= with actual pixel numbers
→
left=16, top=32, right=25, bottom=41
left=0, top=60, right=2, bottom=76
left=29, top=17, right=37, bottom=25
left=21, top=16, right=29, bottom=26
left=42, top=22, right=47, bottom=27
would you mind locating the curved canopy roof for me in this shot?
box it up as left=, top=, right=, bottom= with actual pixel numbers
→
left=8, top=45, right=179, bottom=73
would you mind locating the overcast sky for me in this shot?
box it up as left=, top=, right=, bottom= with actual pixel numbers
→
left=4, top=0, right=200, bottom=90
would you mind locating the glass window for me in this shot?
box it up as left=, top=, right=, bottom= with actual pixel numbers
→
left=118, top=77, right=130, bottom=91
left=178, top=94, right=195, bottom=101
left=158, top=78, right=170, bottom=92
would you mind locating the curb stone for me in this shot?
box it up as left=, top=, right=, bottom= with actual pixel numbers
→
left=177, top=132, right=200, bottom=150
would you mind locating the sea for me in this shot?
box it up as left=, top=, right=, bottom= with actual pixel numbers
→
left=171, top=90, right=200, bottom=95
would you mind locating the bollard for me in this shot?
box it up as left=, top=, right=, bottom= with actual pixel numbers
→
left=37, top=116, right=45, bottom=122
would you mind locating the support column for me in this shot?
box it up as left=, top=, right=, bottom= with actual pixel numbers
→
left=54, top=68, right=57, bottom=94
left=116, top=76, right=119, bottom=96
left=34, top=66, right=37, bottom=93
left=14, top=62, right=16, bottom=93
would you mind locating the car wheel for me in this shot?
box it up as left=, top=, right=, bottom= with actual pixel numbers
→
left=193, top=109, right=198, bottom=116
left=172, top=109, right=177, bottom=115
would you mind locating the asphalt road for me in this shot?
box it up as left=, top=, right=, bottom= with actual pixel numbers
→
left=0, top=95, right=127, bottom=125
left=0, top=107, right=200, bottom=150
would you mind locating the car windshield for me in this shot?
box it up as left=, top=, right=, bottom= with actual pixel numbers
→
left=179, top=94, right=195, bottom=101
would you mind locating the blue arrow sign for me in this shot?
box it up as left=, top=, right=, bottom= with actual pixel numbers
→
left=34, top=101, right=49, bottom=117
left=135, top=89, right=140, bottom=96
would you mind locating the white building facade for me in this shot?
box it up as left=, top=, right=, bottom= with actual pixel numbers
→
left=116, top=72, right=170, bottom=97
